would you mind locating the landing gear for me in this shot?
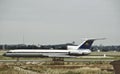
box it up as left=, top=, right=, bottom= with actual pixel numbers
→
left=52, top=57, right=64, bottom=65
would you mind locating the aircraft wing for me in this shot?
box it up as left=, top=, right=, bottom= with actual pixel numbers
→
left=41, top=53, right=76, bottom=58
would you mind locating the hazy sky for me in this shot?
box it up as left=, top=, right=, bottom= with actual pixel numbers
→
left=0, top=0, right=120, bottom=45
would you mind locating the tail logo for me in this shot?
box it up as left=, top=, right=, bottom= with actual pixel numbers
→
left=85, top=42, right=89, bottom=46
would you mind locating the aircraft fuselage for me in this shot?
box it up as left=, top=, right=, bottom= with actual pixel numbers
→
left=3, top=49, right=91, bottom=57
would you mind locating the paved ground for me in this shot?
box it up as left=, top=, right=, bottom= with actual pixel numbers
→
left=0, top=59, right=114, bottom=62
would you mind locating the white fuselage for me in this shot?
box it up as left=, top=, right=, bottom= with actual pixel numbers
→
left=3, top=49, right=91, bottom=57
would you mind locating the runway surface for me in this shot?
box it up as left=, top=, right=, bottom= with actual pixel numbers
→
left=0, top=59, right=114, bottom=62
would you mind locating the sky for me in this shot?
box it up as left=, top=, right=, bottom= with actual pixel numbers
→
left=0, top=0, right=120, bottom=45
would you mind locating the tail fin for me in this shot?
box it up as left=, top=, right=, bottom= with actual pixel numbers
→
left=77, top=38, right=105, bottom=49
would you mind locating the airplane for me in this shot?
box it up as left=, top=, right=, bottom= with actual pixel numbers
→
left=3, top=38, right=105, bottom=62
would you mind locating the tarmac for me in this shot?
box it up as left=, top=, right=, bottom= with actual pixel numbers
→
left=0, top=59, right=114, bottom=62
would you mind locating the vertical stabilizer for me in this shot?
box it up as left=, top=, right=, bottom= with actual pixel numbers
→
left=77, top=38, right=105, bottom=49
left=78, top=40, right=94, bottom=49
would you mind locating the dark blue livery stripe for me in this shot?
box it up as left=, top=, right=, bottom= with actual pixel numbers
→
left=79, top=40, right=94, bottom=49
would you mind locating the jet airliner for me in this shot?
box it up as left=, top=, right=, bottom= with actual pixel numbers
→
left=3, top=38, right=105, bottom=58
